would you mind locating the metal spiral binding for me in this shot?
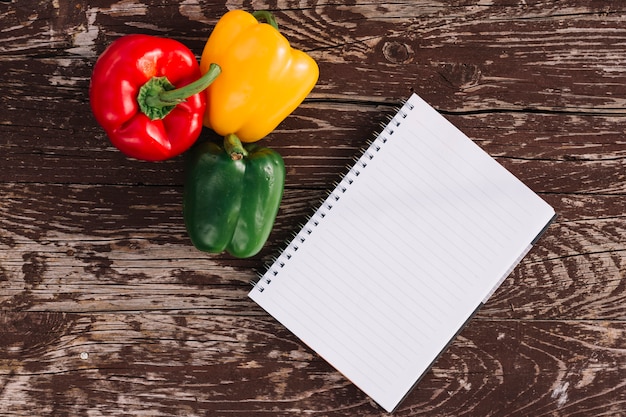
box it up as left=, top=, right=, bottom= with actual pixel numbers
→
left=251, top=97, right=413, bottom=292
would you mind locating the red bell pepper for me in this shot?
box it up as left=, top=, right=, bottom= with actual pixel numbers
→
left=89, top=34, right=220, bottom=161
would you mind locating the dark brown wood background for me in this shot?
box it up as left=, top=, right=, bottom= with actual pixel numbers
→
left=2, top=0, right=625, bottom=415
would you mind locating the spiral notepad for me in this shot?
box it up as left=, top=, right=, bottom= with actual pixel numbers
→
left=249, top=93, right=556, bottom=413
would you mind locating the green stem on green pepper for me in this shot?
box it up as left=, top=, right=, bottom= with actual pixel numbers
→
left=224, top=133, right=249, bottom=160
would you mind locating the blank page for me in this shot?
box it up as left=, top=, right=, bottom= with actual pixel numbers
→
left=249, top=94, right=555, bottom=413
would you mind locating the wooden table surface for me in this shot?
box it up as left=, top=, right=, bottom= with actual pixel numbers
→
left=2, top=1, right=625, bottom=415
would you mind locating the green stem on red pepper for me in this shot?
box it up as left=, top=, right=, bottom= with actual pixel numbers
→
left=138, top=63, right=221, bottom=120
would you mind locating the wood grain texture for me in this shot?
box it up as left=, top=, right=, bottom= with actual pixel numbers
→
left=1, top=0, right=625, bottom=415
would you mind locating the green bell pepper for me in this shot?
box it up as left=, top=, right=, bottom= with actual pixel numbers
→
left=183, top=134, right=285, bottom=258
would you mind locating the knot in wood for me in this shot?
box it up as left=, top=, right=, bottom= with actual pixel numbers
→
left=438, top=63, right=482, bottom=90
left=382, top=41, right=413, bottom=64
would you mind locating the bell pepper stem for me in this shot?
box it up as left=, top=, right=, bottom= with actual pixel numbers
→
left=224, top=133, right=248, bottom=160
left=160, top=63, right=221, bottom=102
left=252, top=10, right=279, bottom=30
left=138, top=63, right=221, bottom=120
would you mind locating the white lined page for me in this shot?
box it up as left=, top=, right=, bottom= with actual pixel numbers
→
left=249, top=94, right=556, bottom=413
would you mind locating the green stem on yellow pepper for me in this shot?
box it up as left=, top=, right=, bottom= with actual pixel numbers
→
left=138, top=63, right=221, bottom=120
left=251, top=10, right=279, bottom=30
left=224, top=133, right=249, bottom=160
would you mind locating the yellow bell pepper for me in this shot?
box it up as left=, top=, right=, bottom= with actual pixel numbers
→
left=199, top=10, right=319, bottom=142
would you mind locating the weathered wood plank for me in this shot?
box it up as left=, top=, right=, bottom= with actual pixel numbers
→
left=1, top=312, right=625, bottom=416
left=2, top=99, right=626, bottom=193
left=1, top=183, right=623, bottom=322
left=2, top=2, right=626, bottom=184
